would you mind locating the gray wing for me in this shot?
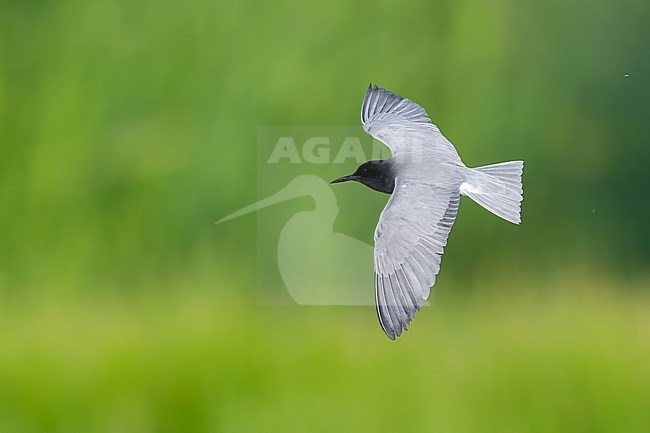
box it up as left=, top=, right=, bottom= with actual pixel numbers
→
left=374, top=179, right=460, bottom=339
left=361, top=84, right=461, bottom=161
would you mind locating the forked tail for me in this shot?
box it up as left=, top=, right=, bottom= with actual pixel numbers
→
left=460, top=161, right=524, bottom=224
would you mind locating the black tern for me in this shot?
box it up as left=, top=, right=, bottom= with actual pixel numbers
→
left=331, top=84, right=523, bottom=340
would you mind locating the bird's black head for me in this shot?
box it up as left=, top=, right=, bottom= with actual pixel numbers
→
left=330, top=160, right=395, bottom=194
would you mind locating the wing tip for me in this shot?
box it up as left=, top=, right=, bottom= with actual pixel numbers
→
left=361, top=84, right=430, bottom=128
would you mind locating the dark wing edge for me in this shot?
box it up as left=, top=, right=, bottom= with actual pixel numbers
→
left=375, top=191, right=460, bottom=340
left=361, top=84, right=431, bottom=128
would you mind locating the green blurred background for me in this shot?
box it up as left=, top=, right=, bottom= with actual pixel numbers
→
left=1, top=0, right=649, bottom=431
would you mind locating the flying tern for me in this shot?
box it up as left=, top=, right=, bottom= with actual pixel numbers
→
left=331, top=84, right=523, bottom=340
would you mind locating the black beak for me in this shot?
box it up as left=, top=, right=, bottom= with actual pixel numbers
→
left=330, top=174, right=356, bottom=184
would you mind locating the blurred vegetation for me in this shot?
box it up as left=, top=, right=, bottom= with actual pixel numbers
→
left=1, top=0, right=649, bottom=431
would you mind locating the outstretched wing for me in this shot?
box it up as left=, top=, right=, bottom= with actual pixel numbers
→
left=374, top=179, right=460, bottom=339
left=361, top=84, right=461, bottom=160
